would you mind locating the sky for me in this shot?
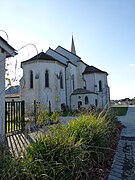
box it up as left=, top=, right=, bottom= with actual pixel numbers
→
left=1, top=0, right=135, bottom=100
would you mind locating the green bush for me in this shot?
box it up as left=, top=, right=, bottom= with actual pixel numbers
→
left=50, top=111, right=59, bottom=124
left=111, top=107, right=128, bottom=116
left=0, top=109, right=118, bottom=179
left=37, top=110, right=50, bottom=126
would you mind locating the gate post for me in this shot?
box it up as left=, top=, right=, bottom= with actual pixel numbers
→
left=5, top=102, right=7, bottom=133
left=34, top=100, right=37, bottom=124
left=21, top=101, right=25, bottom=131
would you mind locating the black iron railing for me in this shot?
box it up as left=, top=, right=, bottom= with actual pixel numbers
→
left=5, top=100, right=25, bottom=133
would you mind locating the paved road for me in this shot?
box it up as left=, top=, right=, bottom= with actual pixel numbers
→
left=108, top=107, right=135, bottom=180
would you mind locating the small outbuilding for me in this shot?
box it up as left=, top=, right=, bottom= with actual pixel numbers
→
left=0, top=36, right=17, bottom=137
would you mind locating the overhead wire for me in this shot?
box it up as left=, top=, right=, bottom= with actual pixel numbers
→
left=0, top=42, right=39, bottom=95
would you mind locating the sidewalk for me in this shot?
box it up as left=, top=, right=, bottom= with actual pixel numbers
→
left=108, top=107, right=135, bottom=180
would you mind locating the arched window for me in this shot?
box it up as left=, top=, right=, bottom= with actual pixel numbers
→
left=45, top=70, right=49, bottom=87
left=99, top=80, right=102, bottom=92
left=78, top=101, right=82, bottom=109
left=30, top=70, right=33, bottom=88
left=95, top=99, right=98, bottom=107
left=60, top=71, right=63, bottom=89
left=85, top=96, right=89, bottom=104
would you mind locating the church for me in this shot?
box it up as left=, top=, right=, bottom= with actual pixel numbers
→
left=20, top=37, right=110, bottom=113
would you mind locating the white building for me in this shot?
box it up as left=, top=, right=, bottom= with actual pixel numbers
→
left=20, top=37, right=110, bottom=113
left=0, top=36, right=17, bottom=136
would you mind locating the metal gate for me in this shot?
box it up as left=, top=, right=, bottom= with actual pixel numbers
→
left=5, top=100, right=25, bottom=133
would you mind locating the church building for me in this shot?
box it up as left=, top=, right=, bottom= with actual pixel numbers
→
left=20, top=37, right=110, bottom=113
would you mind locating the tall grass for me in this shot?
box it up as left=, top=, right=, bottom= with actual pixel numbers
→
left=0, top=109, right=118, bottom=179
left=111, top=106, right=128, bottom=116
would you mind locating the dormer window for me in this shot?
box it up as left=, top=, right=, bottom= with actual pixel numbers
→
left=30, top=70, right=33, bottom=88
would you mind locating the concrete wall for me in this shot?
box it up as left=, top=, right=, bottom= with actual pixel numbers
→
left=0, top=50, right=6, bottom=136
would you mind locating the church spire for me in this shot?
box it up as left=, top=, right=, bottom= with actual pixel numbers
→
left=71, top=35, right=76, bottom=54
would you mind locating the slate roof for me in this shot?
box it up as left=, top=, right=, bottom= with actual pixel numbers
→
left=46, top=48, right=68, bottom=65
left=5, top=85, right=20, bottom=95
left=71, top=88, right=97, bottom=95
left=21, top=52, right=66, bottom=66
left=56, top=46, right=81, bottom=59
left=83, top=66, right=108, bottom=75
left=0, top=36, right=18, bottom=57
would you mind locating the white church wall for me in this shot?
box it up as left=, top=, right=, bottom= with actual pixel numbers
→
left=21, top=60, right=67, bottom=113
left=76, top=61, right=86, bottom=89
left=84, top=74, right=95, bottom=92
left=21, top=62, right=37, bottom=113
left=65, top=63, right=77, bottom=108
left=38, top=61, right=66, bottom=111
left=95, top=73, right=109, bottom=108
left=84, top=73, right=109, bottom=108
left=71, top=93, right=98, bottom=110
left=94, top=73, right=107, bottom=90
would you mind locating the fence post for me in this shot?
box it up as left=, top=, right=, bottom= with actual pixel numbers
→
left=21, top=101, right=25, bottom=131
left=34, top=100, right=37, bottom=124
left=5, top=102, right=7, bottom=133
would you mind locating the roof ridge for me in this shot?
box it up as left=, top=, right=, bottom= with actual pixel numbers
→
left=21, top=51, right=67, bottom=66
left=47, top=47, right=69, bottom=60
left=56, top=45, right=81, bottom=59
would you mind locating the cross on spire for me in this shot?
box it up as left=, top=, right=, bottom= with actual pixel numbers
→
left=71, top=35, right=76, bottom=54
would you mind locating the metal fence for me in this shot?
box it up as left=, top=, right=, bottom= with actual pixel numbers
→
left=5, top=100, right=25, bottom=133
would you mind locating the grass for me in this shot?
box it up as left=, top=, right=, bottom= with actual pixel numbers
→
left=0, top=108, right=119, bottom=179
left=111, top=106, right=128, bottom=116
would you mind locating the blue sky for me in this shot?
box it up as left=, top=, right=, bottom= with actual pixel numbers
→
left=1, top=0, right=135, bottom=100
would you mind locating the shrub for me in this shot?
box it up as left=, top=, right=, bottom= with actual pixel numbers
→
left=0, top=109, right=119, bottom=179
left=50, top=111, right=59, bottom=124
left=37, top=110, right=50, bottom=126
left=111, top=106, right=128, bottom=116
